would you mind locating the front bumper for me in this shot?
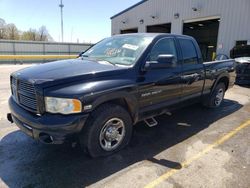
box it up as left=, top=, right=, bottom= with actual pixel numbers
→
left=8, top=97, right=89, bottom=144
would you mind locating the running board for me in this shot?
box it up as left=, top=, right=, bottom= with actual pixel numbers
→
left=144, top=117, right=158, bottom=127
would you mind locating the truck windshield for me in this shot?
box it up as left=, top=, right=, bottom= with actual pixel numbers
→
left=82, top=35, right=153, bottom=66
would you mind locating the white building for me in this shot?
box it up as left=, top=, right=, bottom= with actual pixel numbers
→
left=111, top=0, right=250, bottom=61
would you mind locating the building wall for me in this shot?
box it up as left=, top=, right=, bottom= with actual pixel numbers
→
left=111, top=0, right=250, bottom=56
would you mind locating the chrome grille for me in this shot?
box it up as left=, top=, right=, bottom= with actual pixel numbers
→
left=237, top=63, right=250, bottom=74
left=244, top=64, right=250, bottom=74
left=11, top=76, right=37, bottom=112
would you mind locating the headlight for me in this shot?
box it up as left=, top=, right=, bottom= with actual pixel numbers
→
left=45, top=97, right=82, bottom=114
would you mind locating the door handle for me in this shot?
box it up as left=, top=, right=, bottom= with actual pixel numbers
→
left=181, top=73, right=201, bottom=84
left=181, top=73, right=200, bottom=79
left=192, top=73, right=201, bottom=81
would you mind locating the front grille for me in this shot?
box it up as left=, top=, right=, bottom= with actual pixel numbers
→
left=244, top=68, right=250, bottom=74
left=236, top=63, right=250, bottom=74
left=11, top=76, right=37, bottom=112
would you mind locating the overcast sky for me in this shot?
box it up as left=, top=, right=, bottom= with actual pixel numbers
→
left=0, top=0, right=140, bottom=43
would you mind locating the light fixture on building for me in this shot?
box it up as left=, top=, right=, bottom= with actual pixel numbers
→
left=208, top=45, right=214, bottom=48
left=150, top=14, right=158, bottom=19
left=192, top=4, right=202, bottom=12
left=121, top=19, right=128, bottom=24
left=189, top=26, right=194, bottom=29
left=174, top=13, right=180, bottom=19
left=198, top=23, right=204, bottom=27
left=139, top=19, right=144, bottom=24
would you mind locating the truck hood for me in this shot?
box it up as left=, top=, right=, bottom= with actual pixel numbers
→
left=12, top=58, right=127, bottom=85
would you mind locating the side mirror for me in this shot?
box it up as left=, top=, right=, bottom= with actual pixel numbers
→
left=144, top=54, right=176, bottom=70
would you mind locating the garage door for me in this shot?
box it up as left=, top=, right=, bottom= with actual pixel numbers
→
left=147, top=23, right=171, bottom=33
left=183, top=18, right=220, bottom=61
left=120, top=28, right=138, bottom=34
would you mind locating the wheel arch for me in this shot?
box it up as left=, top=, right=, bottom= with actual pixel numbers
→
left=90, top=92, right=139, bottom=124
left=212, top=73, right=230, bottom=92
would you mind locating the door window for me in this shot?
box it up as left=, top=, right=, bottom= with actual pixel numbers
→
left=179, top=39, right=198, bottom=64
left=149, top=38, right=177, bottom=61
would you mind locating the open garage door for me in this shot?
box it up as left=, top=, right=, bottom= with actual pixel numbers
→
left=147, top=23, right=171, bottom=33
left=120, top=28, right=138, bottom=34
left=183, top=18, right=220, bottom=61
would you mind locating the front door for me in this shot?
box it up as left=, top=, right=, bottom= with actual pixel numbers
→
left=137, top=37, right=182, bottom=114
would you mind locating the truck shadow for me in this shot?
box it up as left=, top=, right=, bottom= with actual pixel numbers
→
left=0, top=99, right=243, bottom=188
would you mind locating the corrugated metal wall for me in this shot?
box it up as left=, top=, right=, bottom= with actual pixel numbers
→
left=111, top=0, right=250, bottom=56
left=0, top=40, right=91, bottom=55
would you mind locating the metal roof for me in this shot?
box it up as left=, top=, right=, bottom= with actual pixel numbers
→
left=110, top=0, right=148, bottom=19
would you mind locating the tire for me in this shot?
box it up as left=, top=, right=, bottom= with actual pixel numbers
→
left=203, top=82, right=226, bottom=108
left=79, top=103, right=133, bottom=157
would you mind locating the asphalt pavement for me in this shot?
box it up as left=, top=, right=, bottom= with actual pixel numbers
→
left=0, top=65, right=250, bottom=188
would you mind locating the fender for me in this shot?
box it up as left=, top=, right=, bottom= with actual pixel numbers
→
left=211, top=71, right=230, bottom=93
left=86, top=90, right=139, bottom=123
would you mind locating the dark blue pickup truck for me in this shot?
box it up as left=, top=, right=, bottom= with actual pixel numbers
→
left=7, top=33, right=236, bottom=157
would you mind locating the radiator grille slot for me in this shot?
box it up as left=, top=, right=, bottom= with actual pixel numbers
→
left=11, top=76, right=37, bottom=112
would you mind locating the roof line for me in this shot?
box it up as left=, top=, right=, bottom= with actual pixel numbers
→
left=110, top=0, right=149, bottom=19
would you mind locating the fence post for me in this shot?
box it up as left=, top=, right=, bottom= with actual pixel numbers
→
left=43, top=42, right=45, bottom=63
left=12, top=41, right=16, bottom=64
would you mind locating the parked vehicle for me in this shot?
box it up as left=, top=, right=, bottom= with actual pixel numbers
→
left=7, top=33, right=236, bottom=157
left=231, top=45, right=250, bottom=85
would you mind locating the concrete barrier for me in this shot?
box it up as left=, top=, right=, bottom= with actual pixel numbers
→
left=0, top=55, right=77, bottom=60
left=0, top=39, right=92, bottom=64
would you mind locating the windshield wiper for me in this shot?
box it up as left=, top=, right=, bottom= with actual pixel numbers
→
left=98, top=60, right=116, bottom=66
left=81, top=54, right=89, bottom=57
left=81, top=56, right=116, bottom=66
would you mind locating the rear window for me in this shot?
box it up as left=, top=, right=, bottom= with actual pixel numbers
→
left=179, top=39, right=198, bottom=65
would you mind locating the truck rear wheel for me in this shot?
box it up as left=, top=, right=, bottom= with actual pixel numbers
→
left=79, top=103, right=133, bottom=157
left=203, top=82, right=226, bottom=108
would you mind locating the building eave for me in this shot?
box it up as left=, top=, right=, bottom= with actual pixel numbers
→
left=110, top=0, right=148, bottom=20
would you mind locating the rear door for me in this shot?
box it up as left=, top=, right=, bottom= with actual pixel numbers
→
left=177, top=37, right=205, bottom=100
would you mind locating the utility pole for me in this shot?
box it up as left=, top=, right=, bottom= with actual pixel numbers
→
left=59, top=0, right=64, bottom=42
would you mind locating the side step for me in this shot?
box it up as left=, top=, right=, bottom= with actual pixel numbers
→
left=144, top=117, right=158, bottom=127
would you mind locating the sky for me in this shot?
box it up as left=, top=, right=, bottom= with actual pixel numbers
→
left=0, top=0, right=141, bottom=43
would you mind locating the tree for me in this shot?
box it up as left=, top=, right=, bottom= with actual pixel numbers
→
left=38, top=26, right=48, bottom=41
left=0, top=18, right=6, bottom=26
left=5, top=24, right=19, bottom=40
left=21, top=29, right=38, bottom=41
left=0, top=17, right=53, bottom=41
left=0, top=18, right=7, bottom=39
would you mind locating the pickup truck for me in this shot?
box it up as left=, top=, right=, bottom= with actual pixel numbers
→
left=231, top=45, right=250, bottom=85
left=7, top=33, right=236, bottom=157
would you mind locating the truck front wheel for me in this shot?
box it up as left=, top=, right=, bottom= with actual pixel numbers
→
left=79, top=103, right=133, bottom=157
left=204, top=82, right=226, bottom=108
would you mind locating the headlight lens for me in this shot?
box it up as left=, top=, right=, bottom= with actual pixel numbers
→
left=45, top=97, right=82, bottom=114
